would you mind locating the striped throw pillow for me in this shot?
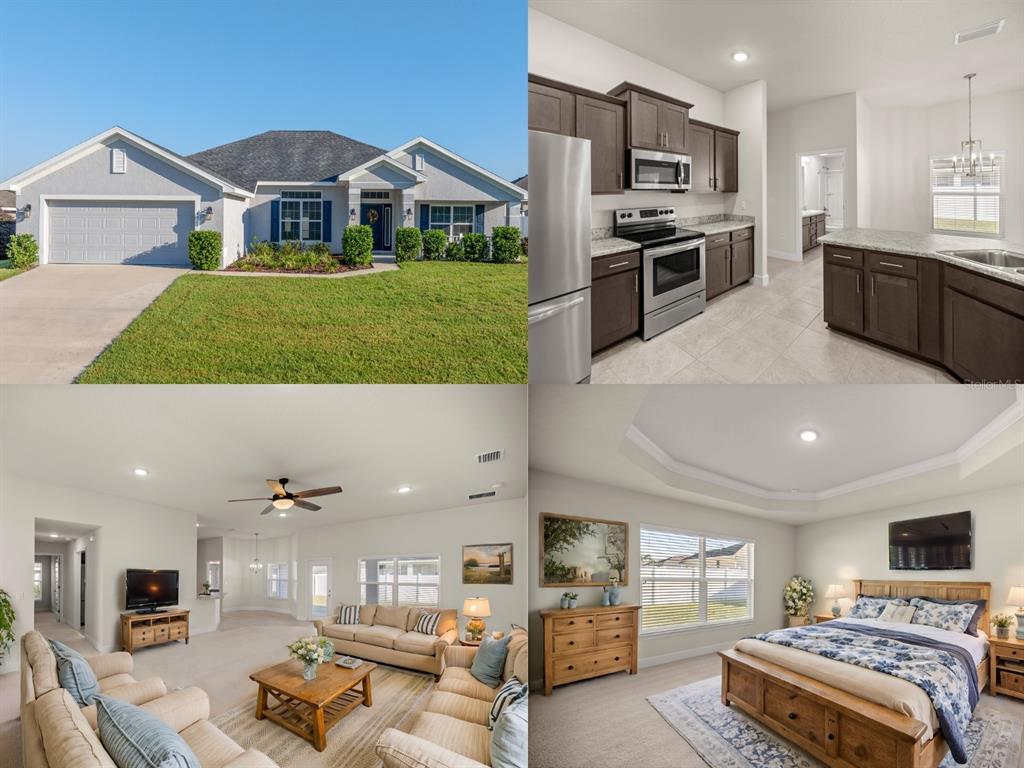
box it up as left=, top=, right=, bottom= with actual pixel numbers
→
left=96, top=695, right=201, bottom=768
left=338, top=605, right=360, bottom=625
left=489, top=677, right=527, bottom=729
left=414, top=610, right=441, bottom=636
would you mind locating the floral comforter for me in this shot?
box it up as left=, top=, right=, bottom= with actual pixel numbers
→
left=755, top=621, right=978, bottom=764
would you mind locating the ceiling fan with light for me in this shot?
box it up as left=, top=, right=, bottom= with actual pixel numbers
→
left=228, top=478, right=342, bottom=516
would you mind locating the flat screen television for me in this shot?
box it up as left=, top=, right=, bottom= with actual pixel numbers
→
left=125, top=569, right=179, bottom=613
left=888, top=510, right=972, bottom=570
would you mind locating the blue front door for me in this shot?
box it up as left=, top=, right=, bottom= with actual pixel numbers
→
left=361, top=204, right=392, bottom=251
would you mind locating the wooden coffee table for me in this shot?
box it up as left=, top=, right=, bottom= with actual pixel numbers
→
left=249, top=658, right=376, bottom=751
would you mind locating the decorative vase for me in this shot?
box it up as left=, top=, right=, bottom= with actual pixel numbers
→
left=787, top=615, right=809, bottom=628
left=996, top=626, right=1010, bottom=639
left=609, top=585, right=621, bottom=606
left=303, top=661, right=318, bottom=680
left=560, top=597, right=569, bottom=609
left=320, top=640, right=335, bottom=662
left=568, top=599, right=578, bottom=609
left=601, top=589, right=611, bottom=607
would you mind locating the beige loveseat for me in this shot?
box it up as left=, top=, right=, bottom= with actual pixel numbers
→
left=314, top=605, right=458, bottom=678
left=375, top=627, right=528, bottom=768
left=20, top=630, right=276, bottom=768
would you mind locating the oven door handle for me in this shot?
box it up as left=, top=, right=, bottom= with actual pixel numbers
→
left=645, top=239, right=705, bottom=259
left=527, top=295, right=586, bottom=325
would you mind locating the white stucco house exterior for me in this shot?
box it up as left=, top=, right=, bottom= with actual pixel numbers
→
left=0, top=127, right=527, bottom=268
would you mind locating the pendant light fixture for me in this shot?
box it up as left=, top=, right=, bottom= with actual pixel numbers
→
left=953, top=73, right=994, bottom=178
left=249, top=532, right=264, bottom=574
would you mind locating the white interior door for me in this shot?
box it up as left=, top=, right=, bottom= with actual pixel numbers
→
left=308, top=559, right=332, bottom=620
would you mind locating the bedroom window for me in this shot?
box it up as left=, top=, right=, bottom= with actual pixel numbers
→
left=358, top=555, right=440, bottom=609
left=930, top=153, right=1003, bottom=236
left=640, top=526, right=754, bottom=634
left=280, top=190, right=322, bottom=242
left=267, top=562, right=289, bottom=599
left=429, top=205, right=477, bottom=238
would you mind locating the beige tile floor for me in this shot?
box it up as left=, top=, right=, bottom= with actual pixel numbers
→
left=592, top=246, right=959, bottom=384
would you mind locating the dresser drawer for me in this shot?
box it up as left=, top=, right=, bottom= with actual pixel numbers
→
left=730, top=227, right=752, bottom=243
left=132, top=628, right=153, bottom=645
left=596, top=627, right=631, bottom=646
left=999, top=669, right=1024, bottom=694
left=867, top=251, right=917, bottom=277
left=824, top=245, right=862, bottom=267
left=552, top=629, right=595, bottom=654
left=169, top=623, right=186, bottom=639
left=996, top=646, right=1024, bottom=663
left=593, top=251, right=640, bottom=277
left=155, top=625, right=169, bottom=640
left=551, top=614, right=595, bottom=633
left=706, top=232, right=730, bottom=248
left=596, top=610, right=634, bottom=629
left=551, top=647, right=632, bottom=684
left=764, top=681, right=828, bottom=749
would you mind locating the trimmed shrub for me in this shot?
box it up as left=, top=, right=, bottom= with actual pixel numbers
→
left=461, top=233, right=490, bottom=262
left=491, top=227, right=524, bottom=263
left=237, top=239, right=338, bottom=272
left=445, top=239, right=465, bottom=261
left=342, top=225, right=373, bottom=266
left=7, top=233, right=39, bottom=269
left=395, top=227, right=422, bottom=263
left=422, top=229, right=448, bottom=260
left=0, top=217, right=14, bottom=259
left=188, top=230, right=221, bottom=270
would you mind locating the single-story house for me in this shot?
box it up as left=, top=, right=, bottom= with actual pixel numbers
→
left=0, top=127, right=527, bottom=268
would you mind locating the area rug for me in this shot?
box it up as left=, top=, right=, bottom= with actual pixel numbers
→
left=211, top=664, right=435, bottom=768
left=648, top=676, right=1022, bottom=768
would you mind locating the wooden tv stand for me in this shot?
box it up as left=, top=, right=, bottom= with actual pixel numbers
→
left=120, top=608, right=190, bottom=653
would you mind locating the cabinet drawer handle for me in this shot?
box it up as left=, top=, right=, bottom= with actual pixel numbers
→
left=614, top=656, right=621, bottom=661
left=567, top=665, right=574, bottom=671
left=568, top=620, right=574, bottom=625
left=614, top=634, right=621, bottom=639
left=857, top=274, right=861, bottom=294
left=832, top=254, right=852, bottom=260
left=614, top=617, right=620, bottom=621
left=879, top=261, right=903, bottom=268
left=568, top=641, right=575, bottom=645
left=588, top=619, right=593, bottom=624
left=634, top=273, right=638, bottom=292
left=871, top=276, right=876, bottom=297
left=607, top=261, right=630, bottom=269
left=788, top=712, right=797, bottom=720
left=828, top=734, right=835, bottom=741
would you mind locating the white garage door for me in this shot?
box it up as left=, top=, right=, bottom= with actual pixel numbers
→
left=48, top=201, right=194, bottom=265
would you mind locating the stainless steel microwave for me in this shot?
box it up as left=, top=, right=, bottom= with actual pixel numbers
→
left=628, top=148, right=692, bottom=191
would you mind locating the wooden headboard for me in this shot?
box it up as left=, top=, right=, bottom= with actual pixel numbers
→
left=853, top=579, right=992, bottom=633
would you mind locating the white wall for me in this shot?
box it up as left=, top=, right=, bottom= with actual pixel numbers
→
left=796, top=483, right=1024, bottom=623
left=725, top=80, right=769, bottom=282
left=528, top=471, right=797, bottom=686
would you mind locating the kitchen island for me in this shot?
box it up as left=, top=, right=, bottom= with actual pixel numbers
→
left=818, top=228, right=1024, bottom=382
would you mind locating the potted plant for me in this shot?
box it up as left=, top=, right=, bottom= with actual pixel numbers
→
left=608, top=575, right=621, bottom=606
left=567, top=592, right=579, bottom=609
left=287, top=636, right=326, bottom=680
left=201, top=582, right=211, bottom=596
left=561, top=592, right=571, bottom=609
left=784, top=576, right=815, bottom=627
left=0, top=589, right=15, bottom=666
left=993, top=614, right=1014, bottom=640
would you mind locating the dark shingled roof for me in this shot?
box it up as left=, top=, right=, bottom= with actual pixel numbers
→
left=0, top=190, right=15, bottom=208
left=512, top=174, right=527, bottom=190
left=187, top=130, right=387, bottom=192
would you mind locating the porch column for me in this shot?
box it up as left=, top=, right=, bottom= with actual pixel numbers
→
left=347, top=188, right=361, bottom=227
left=400, top=190, right=416, bottom=229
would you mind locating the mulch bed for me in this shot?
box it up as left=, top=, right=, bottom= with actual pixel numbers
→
left=225, top=259, right=373, bottom=275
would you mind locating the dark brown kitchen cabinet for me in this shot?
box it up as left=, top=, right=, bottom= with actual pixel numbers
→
left=730, top=237, right=753, bottom=285
left=706, top=227, right=755, bottom=300
left=714, top=129, right=738, bottom=192
left=823, top=251, right=864, bottom=335
left=689, top=120, right=740, bottom=193
left=607, top=82, right=692, bottom=153
left=943, top=266, right=1024, bottom=382
left=803, top=214, right=827, bottom=251
left=867, top=272, right=918, bottom=352
left=591, top=251, right=641, bottom=353
left=576, top=95, right=625, bottom=195
left=529, top=80, right=574, bottom=136
left=802, top=221, right=812, bottom=251
left=706, top=245, right=731, bottom=299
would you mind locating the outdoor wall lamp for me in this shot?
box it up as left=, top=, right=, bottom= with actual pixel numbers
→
left=202, top=206, right=214, bottom=222
left=19, top=204, right=31, bottom=219
left=350, top=208, right=356, bottom=216
left=405, top=208, right=412, bottom=216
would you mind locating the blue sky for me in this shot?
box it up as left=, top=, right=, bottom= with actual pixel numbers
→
left=0, top=0, right=526, bottom=181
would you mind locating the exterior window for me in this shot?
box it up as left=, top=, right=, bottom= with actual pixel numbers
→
left=206, top=561, right=221, bottom=591
left=360, top=190, right=390, bottom=200
left=428, top=205, right=477, bottom=238
left=358, top=555, right=440, bottom=608
left=930, top=153, right=1003, bottom=236
left=280, top=191, right=322, bottom=242
left=33, top=562, right=43, bottom=600
left=640, top=526, right=754, bottom=634
left=267, top=562, right=289, bottom=599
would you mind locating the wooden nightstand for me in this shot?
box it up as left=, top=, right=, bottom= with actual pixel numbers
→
left=814, top=613, right=840, bottom=624
left=989, top=635, right=1024, bottom=700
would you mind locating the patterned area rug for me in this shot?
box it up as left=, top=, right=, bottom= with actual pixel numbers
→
left=648, top=677, right=1023, bottom=768
left=211, top=665, right=434, bottom=768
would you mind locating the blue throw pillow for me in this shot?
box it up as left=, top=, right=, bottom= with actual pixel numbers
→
left=469, top=634, right=511, bottom=688
left=48, top=639, right=100, bottom=707
left=96, top=695, right=201, bottom=768
left=491, top=691, right=528, bottom=768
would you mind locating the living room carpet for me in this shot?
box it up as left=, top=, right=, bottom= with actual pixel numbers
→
left=648, top=676, right=1023, bottom=768
left=210, top=664, right=434, bottom=768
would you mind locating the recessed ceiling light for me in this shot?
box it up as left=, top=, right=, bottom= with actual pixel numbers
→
left=196, top=523, right=200, bottom=527
left=731, top=51, right=749, bottom=63
left=272, top=498, right=294, bottom=510
left=397, top=485, right=412, bottom=494
left=278, top=512, right=287, bottom=518
left=799, top=430, right=819, bottom=442
left=49, top=533, right=59, bottom=538
left=133, top=468, right=148, bottom=476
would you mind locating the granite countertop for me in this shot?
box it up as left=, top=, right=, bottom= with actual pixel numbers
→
left=818, top=228, right=1024, bottom=287
left=802, top=209, right=826, bottom=217
left=685, top=219, right=755, bottom=237
left=591, top=236, right=639, bottom=258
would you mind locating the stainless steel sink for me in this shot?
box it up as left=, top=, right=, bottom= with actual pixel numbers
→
left=936, top=248, right=1024, bottom=272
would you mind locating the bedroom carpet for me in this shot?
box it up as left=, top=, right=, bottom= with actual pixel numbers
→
left=649, top=676, right=1024, bottom=768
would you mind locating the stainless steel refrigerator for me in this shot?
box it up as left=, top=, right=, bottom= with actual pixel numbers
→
left=527, top=130, right=592, bottom=384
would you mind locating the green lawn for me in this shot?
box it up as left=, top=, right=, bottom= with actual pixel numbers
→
left=77, top=262, right=526, bottom=383
left=0, top=258, right=23, bottom=281
left=642, top=601, right=748, bottom=630
left=934, top=218, right=999, bottom=234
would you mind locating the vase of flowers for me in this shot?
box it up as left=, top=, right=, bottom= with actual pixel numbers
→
left=608, top=576, right=621, bottom=606
left=993, top=614, right=1013, bottom=640
left=784, top=576, right=814, bottom=627
left=319, top=637, right=336, bottom=662
left=288, top=636, right=325, bottom=680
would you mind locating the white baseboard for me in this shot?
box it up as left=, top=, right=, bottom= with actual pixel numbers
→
left=638, top=639, right=735, bottom=669
left=752, top=273, right=769, bottom=287
left=768, top=248, right=802, bottom=262
left=222, top=606, right=296, bottom=617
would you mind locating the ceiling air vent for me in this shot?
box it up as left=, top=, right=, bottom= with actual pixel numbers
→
left=468, top=490, right=497, bottom=500
left=476, top=449, right=503, bottom=464
left=955, top=19, right=1004, bottom=45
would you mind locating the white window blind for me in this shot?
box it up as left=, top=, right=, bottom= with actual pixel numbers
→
left=267, top=562, right=289, bottom=599
left=930, top=153, right=1003, bottom=236
left=640, top=527, right=753, bottom=633
left=358, top=555, right=440, bottom=608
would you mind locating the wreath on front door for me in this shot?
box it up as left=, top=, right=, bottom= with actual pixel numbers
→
left=366, top=210, right=379, bottom=224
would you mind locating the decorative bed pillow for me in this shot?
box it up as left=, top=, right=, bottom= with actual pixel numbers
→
left=470, top=634, right=512, bottom=688
left=489, top=677, right=527, bottom=729
left=490, top=690, right=527, bottom=768
left=909, top=598, right=981, bottom=634
left=414, top=610, right=440, bottom=636
left=907, top=597, right=986, bottom=637
left=878, top=602, right=917, bottom=623
left=847, top=595, right=908, bottom=619
left=96, top=694, right=200, bottom=768
left=338, top=605, right=360, bottom=625
left=48, top=639, right=100, bottom=707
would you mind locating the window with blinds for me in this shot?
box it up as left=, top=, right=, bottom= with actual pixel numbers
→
left=640, top=526, right=754, bottom=634
left=930, top=153, right=1003, bottom=236
left=267, top=562, right=289, bottom=599
left=358, top=555, right=440, bottom=609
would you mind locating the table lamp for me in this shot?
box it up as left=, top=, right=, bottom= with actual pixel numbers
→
left=825, top=584, right=847, bottom=617
left=462, top=597, right=491, bottom=640
left=1008, top=586, right=1024, bottom=641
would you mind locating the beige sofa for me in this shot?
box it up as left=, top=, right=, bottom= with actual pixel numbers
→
left=375, top=627, right=528, bottom=768
left=314, top=605, right=458, bottom=678
left=20, top=630, right=276, bottom=768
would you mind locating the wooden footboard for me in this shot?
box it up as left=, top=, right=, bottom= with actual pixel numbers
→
left=719, top=649, right=948, bottom=768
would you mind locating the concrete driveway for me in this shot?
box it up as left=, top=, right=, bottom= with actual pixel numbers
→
left=0, top=265, right=187, bottom=383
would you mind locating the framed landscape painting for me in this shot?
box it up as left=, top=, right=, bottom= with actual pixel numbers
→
left=540, top=513, right=628, bottom=587
left=462, top=543, right=513, bottom=585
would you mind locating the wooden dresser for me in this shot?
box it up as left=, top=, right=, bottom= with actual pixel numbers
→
left=120, top=608, right=190, bottom=653
left=541, top=604, right=639, bottom=695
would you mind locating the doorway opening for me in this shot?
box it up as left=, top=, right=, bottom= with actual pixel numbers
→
left=795, top=148, right=846, bottom=258
left=308, top=558, right=332, bottom=620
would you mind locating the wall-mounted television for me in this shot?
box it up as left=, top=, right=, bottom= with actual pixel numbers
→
left=888, top=511, right=972, bottom=570
left=125, top=569, right=179, bottom=613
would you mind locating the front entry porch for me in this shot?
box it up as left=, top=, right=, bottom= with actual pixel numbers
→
left=360, top=202, right=393, bottom=254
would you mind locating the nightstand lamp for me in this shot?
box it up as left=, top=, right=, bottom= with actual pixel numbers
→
left=462, top=597, right=491, bottom=641
left=825, top=584, right=847, bottom=617
left=1008, top=586, right=1024, bottom=641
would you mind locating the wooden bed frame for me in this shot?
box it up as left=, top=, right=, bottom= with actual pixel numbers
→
left=719, top=579, right=991, bottom=768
